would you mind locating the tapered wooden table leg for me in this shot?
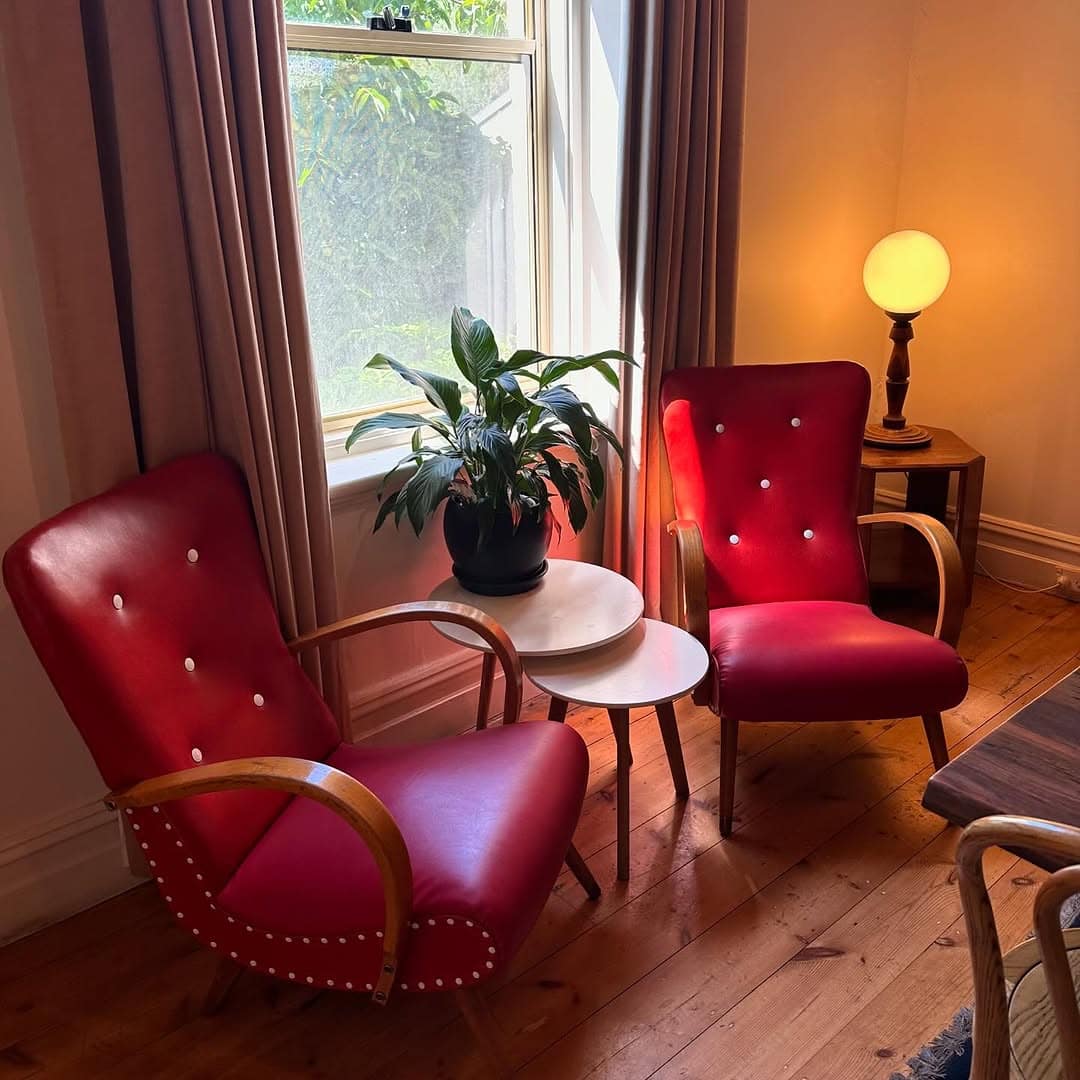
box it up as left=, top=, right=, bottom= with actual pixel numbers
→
left=476, top=652, right=496, bottom=729
left=548, top=695, right=569, bottom=723
left=609, top=707, right=632, bottom=881
left=656, top=700, right=690, bottom=799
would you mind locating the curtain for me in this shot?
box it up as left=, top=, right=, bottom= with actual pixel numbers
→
left=0, top=0, right=343, bottom=720
left=604, top=0, right=747, bottom=617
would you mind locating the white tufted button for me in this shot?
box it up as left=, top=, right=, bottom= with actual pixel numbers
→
left=729, top=534, right=740, bottom=545
left=112, top=594, right=124, bottom=610
left=253, top=693, right=265, bottom=707
left=191, top=747, right=203, bottom=763
left=714, top=423, right=725, bottom=434
left=186, top=548, right=199, bottom=563
left=760, top=479, right=771, bottom=490
left=184, top=657, right=195, bottom=672
left=803, top=529, right=815, bottom=540
left=790, top=417, right=802, bottom=428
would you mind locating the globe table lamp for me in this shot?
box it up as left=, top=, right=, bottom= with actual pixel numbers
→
left=863, top=230, right=950, bottom=449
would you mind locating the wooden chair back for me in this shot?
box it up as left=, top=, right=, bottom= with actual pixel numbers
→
left=957, top=815, right=1080, bottom=1080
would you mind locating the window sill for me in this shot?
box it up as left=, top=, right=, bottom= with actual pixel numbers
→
left=325, top=431, right=413, bottom=512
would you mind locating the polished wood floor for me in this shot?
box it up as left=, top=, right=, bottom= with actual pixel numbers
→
left=3, top=577, right=1079, bottom=1079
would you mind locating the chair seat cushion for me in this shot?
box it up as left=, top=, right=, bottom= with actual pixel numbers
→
left=217, top=721, right=588, bottom=988
left=708, top=601, right=967, bottom=724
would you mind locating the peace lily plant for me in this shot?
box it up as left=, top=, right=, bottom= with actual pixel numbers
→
left=347, top=307, right=635, bottom=594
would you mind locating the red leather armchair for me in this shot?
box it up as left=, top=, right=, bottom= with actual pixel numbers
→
left=3, top=453, right=598, bottom=1074
left=661, top=362, right=968, bottom=835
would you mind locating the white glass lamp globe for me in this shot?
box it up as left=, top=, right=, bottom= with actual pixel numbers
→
left=863, top=230, right=950, bottom=315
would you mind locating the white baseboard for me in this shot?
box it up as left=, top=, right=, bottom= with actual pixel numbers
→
left=874, top=489, right=1080, bottom=591
left=0, top=797, right=141, bottom=946
left=347, top=648, right=544, bottom=745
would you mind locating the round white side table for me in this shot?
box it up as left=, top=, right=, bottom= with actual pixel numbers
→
left=526, top=619, right=710, bottom=880
left=429, top=559, right=643, bottom=656
left=429, top=559, right=644, bottom=728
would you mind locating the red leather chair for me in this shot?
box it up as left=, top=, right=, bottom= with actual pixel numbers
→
left=3, top=453, right=598, bottom=1073
left=661, top=361, right=968, bottom=835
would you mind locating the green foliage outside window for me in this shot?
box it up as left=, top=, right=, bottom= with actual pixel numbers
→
left=284, top=0, right=523, bottom=417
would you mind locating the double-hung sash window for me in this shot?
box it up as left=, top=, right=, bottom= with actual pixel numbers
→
left=283, top=2, right=546, bottom=434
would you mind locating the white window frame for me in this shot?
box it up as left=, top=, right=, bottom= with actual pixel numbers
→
left=284, top=4, right=552, bottom=446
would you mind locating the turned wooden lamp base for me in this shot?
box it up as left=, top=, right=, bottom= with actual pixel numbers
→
left=863, top=421, right=933, bottom=449
left=864, top=310, right=933, bottom=451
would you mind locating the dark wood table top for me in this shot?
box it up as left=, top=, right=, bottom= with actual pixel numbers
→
left=923, top=666, right=1080, bottom=870
left=861, top=426, right=983, bottom=473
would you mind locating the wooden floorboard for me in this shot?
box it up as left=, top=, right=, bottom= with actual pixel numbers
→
left=1, top=576, right=1077, bottom=1079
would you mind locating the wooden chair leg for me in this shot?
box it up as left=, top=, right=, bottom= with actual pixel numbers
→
left=456, top=986, right=512, bottom=1078
left=609, top=708, right=632, bottom=880
left=719, top=715, right=739, bottom=838
left=476, top=652, right=496, bottom=729
left=922, top=712, right=950, bottom=771
left=656, top=700, right=690, bottom=799
left=547, top=695, right=569, bottom=723
left=202, top=956, right=242, bottom=1016
left=565, top=842, right=601, bottom=900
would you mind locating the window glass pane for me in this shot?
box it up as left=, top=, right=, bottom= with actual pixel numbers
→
left=284, top=1, right=526, bottom=38
left=289, top=51, right=534, bottom=417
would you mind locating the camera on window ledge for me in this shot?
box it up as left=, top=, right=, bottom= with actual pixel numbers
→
left=367, top=5, right=413, bottom=31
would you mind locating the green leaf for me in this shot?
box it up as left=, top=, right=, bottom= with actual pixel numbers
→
left=450, top=306, right=500, bottom=385
left=402, top=453, right=464, bottom=536
left=373, top=488, right=403, bottom=533
left=583, top=405, right=625, bottom=463
left=540, top=355, right=620, bottom=390
left=456, top=415, right=516, bottom=482
left=367, top=353, right=463, bottom=422
left=345, top=411, right=439, bottom=452
left=501, top=348, right=548, bottom=372
left=529, top=386, right=594, bottom=455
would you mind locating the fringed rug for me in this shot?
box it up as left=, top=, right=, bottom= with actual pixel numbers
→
left=888, top=892, right=1080, bottom=1080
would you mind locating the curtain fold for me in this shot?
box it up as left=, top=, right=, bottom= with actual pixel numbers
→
left=605, top=0, right=747, bottom=617
left=0, top=0, right=344, bottom=720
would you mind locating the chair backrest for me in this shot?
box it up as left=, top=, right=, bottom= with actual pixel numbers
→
left=2, top=453, right=340, bottom=887
left=660, top=361, right=870, bottom=609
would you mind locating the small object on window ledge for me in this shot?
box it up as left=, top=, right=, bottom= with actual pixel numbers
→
left=366, top=5, right=413, bottom=31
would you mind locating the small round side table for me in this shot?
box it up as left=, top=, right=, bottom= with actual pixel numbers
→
left=429, top=559, right=644, bottom=726
left=526, top=619, right=710, bottom=881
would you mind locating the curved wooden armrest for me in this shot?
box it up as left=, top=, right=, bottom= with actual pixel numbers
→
left=107, top=756, right=412, bottom=1005
left=288, top=601, right=523, bottom=725
left=956, top=816, right=1080, bottom=1080
left=667, top=520, right=711, bottom=706
left=858, top=512, right=965, bottom=647
left=666, top=520, right=709, bottom=652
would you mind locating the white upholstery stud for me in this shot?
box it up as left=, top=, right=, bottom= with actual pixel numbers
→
left=729, top=534, right=740, bottom=545
left=187, top=548, right=199, bottom=563
left=253, top=693, right=265, bottom=707
left=714, top=423, right=725, bottom=434
left=760, top=479, right=771, bottom=489
left=190, top=747, right=203, bottom=763
left=184, top=657, right=195, bottom=672
left=803, top=529, right=815, bottom=540
left=790, top=417, right=802, bottom=428
left=112, top=594, right=123, bottom=610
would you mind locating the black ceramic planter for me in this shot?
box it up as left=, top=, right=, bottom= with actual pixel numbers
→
left=443, top=499, right=553, bottom=596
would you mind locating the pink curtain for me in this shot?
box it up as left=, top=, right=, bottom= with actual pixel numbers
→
left=604, top=0, right=747, bottom=617
left=0, top=0, right=343, bottom=719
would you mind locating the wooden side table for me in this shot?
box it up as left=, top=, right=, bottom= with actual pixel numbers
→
left=429, top=559, right=645, bottom=727
left=859, top=426, right=985, bottom=605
